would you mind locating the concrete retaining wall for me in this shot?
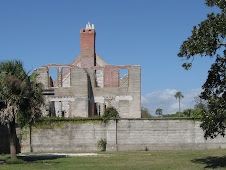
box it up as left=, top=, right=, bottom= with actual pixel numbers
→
left=21, top=119, right=226, bottom=153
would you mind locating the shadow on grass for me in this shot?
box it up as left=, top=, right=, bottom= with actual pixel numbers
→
left=191, top=156, right=226, bottom=169
left=17, top=154, right=67, bottom=162
left=1, top=155, right=67, bottom=164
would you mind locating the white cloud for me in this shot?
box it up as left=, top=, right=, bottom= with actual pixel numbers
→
left=141, top=88, right=202, bottom=115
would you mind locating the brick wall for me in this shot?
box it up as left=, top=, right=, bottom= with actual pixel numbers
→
left=104, top=65, right=119, bottom=87
left=81, top=57, right=95, bottom=68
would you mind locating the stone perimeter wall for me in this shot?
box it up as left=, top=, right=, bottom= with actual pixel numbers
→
left=21, top=119, right=226, bottom=153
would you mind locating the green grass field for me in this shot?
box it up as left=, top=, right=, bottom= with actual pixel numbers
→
left=0, top=149, right=226, bottom=169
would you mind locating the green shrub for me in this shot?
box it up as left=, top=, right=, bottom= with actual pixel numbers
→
left=97, top=138, right=107, bottom=151
left=102, top=107, right=119, bottom=123
left=168, top=112, right=185, bottom=117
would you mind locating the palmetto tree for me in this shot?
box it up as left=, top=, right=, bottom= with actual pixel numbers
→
left=0, top=60, right=43, bottom=159
left=174, top=91, right=184, bottom=113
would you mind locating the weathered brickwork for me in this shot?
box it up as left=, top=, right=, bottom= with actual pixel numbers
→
left=81, top=57, right=95, bottom=68
left=80, top=29, right=95, bottom=58
left=35, top=22, right=141, bottom=118
left=104, top=65, right=119, bottom=87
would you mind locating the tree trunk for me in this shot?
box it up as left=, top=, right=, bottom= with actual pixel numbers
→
left=179, top=97, right=181, bottom=112
left=9, top=117, right=17, bottom=159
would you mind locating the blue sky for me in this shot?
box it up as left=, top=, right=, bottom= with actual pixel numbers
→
left=0, top=0, right=219, bottom=115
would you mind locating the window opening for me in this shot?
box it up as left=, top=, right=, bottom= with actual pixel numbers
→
left=119, top=68, right=129, bottom=87
left=48, top=67, right=58, bottom=87
left=119, top=68, right=128, bottom=78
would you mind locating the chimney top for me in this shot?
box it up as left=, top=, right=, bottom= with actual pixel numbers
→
left=85, top=22, right=94, bottom=29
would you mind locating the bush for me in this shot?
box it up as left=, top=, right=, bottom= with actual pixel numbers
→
left=97, top=138, right=107, bottom=151
left=168, top=112, right=184, bottom=117
left=102, top=107, right=119, bottom=123
left=191, top=108, right=202, bottom=118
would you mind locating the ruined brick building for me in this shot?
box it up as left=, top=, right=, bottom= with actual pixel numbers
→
left=35, top=22, right=141, bottom=118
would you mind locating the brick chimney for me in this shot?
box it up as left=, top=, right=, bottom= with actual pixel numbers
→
left=80, top=22, right=96, bottom=68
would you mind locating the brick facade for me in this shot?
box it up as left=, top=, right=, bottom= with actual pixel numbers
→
left=104, top=65, right=119, bottom=87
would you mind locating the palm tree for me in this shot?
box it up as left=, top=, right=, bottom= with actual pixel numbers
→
left=174, top=91, right=184, bottom=113
left=0, top=60, right=43, bottom=159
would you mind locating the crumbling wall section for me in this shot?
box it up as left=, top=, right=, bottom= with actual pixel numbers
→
left=54, top=101, right=70, bottom=117
left=81, top=57, right=95, bottom=68
left=127, top=66, right=141, bottom=118
left=96, top=54, right=108, bottom=67
left=36, top=64, right=140, bottom=118
left=70, top=67, right=89, bottom=117
left=90, top=65, right=141, bottom=118
left=35, top=67, right=49, bottom=88
left=120, top=75, right=128, bottom=87
left=62, top=73, right=70, bottom=87
left=95, top=69, right=104, bottom=87
left=104, top=65, right=119, bottom=87
left=36, top=66, right=89, bottom=118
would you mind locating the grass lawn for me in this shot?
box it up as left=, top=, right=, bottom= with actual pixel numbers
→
left=0, top=149, right=226, bottom=169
